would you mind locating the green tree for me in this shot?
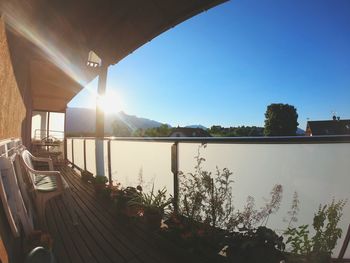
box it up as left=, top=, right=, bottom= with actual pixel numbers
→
left=264, top=103, right=299, bottom=136
left=112, top=120, right=132, bottom=136
left=133, top=128, right=145, bottom=137
left=208, top=125, right=264, bottom=137
left=209, top=125, right=223, bottom=135
left=133, top=124, right=171, bottom=137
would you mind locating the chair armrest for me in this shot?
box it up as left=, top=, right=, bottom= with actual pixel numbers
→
left=26, top=166, right=64, bottom=192
left=39, top=171, right=64, bottom=192
left=31, top=156, right=54, bottom=171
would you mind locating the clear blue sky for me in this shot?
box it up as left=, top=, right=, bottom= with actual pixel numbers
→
left=68, top=0, right=350, bottom=130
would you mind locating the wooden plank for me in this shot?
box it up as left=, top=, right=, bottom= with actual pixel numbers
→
left=65, top=178, right=137, bottom=261
left=60, top=167, right=170, bottom=263
left=49, top=198, right=83, bottom=263
left=60, top=170, right=133, bottom=262
left=67, top=190, right=123, bottom=263
left=54, top=195, right=97, bottom=263
left=61, top=169, right=157, bottom=258
left=64, top=166, right=180, bottom=263
left=58, top=166, right=185, bottom=263
left=45, top=201, right=72, bottom=263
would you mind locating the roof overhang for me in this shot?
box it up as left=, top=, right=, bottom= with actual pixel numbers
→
left=0, top=0, right=227, bottom=112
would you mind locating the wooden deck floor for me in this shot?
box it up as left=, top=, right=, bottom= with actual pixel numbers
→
left=43, top=165, right=185, bottom=263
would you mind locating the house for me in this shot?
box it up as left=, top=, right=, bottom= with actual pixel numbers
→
left=305, top=116, right=350, bottom=136
left=169, top=127, right=211, bottom=137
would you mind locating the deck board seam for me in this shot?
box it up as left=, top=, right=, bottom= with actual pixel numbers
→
left=62, top=168, right=167, bottom=263
left=58, top=166, right=178, bottom=263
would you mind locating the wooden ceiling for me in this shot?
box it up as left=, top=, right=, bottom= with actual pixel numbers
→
left=0, top=0, right=227, bottom=111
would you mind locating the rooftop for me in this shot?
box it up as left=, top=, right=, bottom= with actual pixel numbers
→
left=306, top=118, right=350, bottom=136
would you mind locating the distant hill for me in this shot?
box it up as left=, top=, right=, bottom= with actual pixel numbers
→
left=66, top=107, right=305, bottom=137
left=66, top=108, right=95, bottom=135
left=66, top=108, right=164, bottom=136
left=296, top=128, right=305, bottom=135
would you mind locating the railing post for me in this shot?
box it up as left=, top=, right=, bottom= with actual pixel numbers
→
left=338, top=224, right=350, bottom=260
left=83, top=139, right=87, bottom=171
left=95, top=64, right=108, bottom=178
left=171, top=142, right=179, bottom=214
left=95, top=139, right=105, bottom=176
left=64, top=138, right=67, bottom=163
left=107, top=140, right=112, bottom=185
left=71, top=139, right=75, bottom=168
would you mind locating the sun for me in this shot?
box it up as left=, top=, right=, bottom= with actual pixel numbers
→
left=97, top=90, right=123, bottom=114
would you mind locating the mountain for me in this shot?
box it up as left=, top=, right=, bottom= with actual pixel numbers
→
left=66, top=108, right=96, bottom=135
left=66, top=107, right=164, bottom=136
left=106, top=111, right=165, bottom=131
left=67, top=107, right=305, bottom=136
left=296, top=127, right=305, bottom=135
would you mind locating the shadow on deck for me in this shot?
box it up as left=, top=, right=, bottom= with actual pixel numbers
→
left=43, top=165, right=182, bottom=263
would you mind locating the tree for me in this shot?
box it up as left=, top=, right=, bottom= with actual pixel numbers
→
left=208, top=125, right=264, bottom=137
left=133, top=124, right=171, bottom=137
left=112, top=120, right=132, bottom=136
left=264, top=103, right=299, bottom=136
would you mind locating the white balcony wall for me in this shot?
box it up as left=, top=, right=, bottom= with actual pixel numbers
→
left=73, top=139, right=84, bottom=170
left=103, top=140, right=109, bottom=177
left=68, top=138, right=350, bottom=257
left=110, top=141, right=173, bottom=195
left=66, top=139, right=72, bottom=163
left=178, top=142, right=350, bottom=257
left=85, top=139, right=96, bottom=175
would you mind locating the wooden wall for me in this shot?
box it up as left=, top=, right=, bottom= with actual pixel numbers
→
left=0, top=16, right=31, bottom=144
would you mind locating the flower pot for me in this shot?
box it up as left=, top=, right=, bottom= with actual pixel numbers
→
left=144, top=209, right=162, bottom=231
left=93, top=183, right=106, bottom=193
left=124, top=205, right=142, bottom=217
left=81, top=170, right=93, bottom=182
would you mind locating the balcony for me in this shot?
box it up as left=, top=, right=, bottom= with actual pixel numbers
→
left=1, top=136, right=350, bottom=262
left=1, top=1, right=350, bottom=262
left=64, top=135, right=350, bottom=262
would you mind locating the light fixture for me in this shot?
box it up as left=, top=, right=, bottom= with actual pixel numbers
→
left=87, top=50, right=102, bottom=68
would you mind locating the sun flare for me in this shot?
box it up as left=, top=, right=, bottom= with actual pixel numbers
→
left=97, top=90, right=124, bottom=114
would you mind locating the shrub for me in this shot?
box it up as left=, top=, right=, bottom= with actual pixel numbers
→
left=223, top=226, right=285, bottom=263
left=227, top=184, right=283, bottom=231
left=179, top=144, right=234, bottom=229
left=284, top=199, right=347, bottom=260
left=93, top=175, right=108, bottom=184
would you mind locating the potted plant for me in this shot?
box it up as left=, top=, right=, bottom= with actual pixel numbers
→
left=223, top=226, right=285, bottom=263
left=161, top=213, right=226, bottom=262
left=129, top=185, right=172, bottom=231
left=112, top=186, right=142, bottom=218
left=92, top=175, right=108, bottom=193
left=81, top=170, right=93, bottom=182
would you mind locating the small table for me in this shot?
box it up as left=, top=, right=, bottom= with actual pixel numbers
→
left=31, top=141, right=64, bottom=165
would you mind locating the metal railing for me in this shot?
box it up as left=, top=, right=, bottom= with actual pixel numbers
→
left=65, top=135, right=350, bottom=260
left=32, top=129, right=64, bottom=141
left=65, top=135, right=350, bottom=213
